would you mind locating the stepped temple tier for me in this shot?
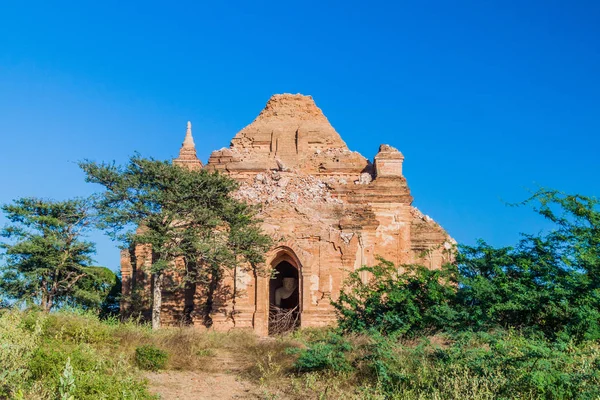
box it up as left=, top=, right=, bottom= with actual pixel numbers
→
left=120, top=94, right=454, bottom=335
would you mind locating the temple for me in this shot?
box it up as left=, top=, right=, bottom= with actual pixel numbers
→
left=120, top=94, right=454, bottom=335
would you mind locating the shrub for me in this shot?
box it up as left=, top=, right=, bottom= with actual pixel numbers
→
left=135, top=345, right=168, bottom=371
left=335, top=190, right=600, bottom=343
left=334, top=258, right=458, bottom=336
left=41, top=310, right=114, bottom=344
left=351, top=330, right=600, bottom=399
left=292, top=332, right=353, bottom=372
left=421, top=331, right=600, bottom=399
left=0, top=309, right=42, bottom=398
left=1, top=309, right=155, bottom=399
left=58, top=357, right=75, bottom=400
left=29, top=339, right=154, bottom=399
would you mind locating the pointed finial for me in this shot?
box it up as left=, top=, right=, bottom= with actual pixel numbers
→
left=183, top=120, right=195, bottom=146
left=174, top=120, right=203, bottom=169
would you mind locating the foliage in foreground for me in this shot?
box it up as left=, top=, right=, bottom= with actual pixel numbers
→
left=2, top=307, right=600, bottom=399
left=456, top=190, right=600, bottom=341
left=289, top=330, right=600, bottom=399
left=0, top=308, right=154, bottom=399
left=335, top=259, right=458, bottom=336
left=135, top=345, right=168, bottom=371
left=0, top=307, right=262, bottom=399
left=334, top=189, right=600, bottom=342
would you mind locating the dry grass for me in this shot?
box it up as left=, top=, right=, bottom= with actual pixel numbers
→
left=67, top=317, right=505, bottom=399
left=90, top=319, right=509, bottom=399
left=114, top=324, right=359, bottom=398
left=112, top=324, right=261, bottom=371
left=240, top=330, right=380, bottom=399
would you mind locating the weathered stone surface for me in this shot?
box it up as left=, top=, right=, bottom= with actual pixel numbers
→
left=122, top=94, right=455, bottom=335
left=207, top=94, right=369, bottom=178
left=374, top=144, right=404, bottom=178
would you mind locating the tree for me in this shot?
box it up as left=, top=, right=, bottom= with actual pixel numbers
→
left=79, top=155, right=272, bottom=329
left=334, top=189, right=600, bottom=341
left=333, top=257, right=458, bottom=336
left=63, top=266, right=121, bottom=315
left=0, top=197, right=97, bottom=311
left=456, top=189, right=600, bottom=340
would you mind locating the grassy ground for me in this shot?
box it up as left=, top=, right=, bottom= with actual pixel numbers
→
left=0, top=308, right=330, bottom=399
left=2, top=309, right=599, bottom=399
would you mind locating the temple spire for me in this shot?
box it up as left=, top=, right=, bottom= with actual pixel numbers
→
left=173, top=121, right=203, bottom=169
left=183, top=121, right=195, bottom=146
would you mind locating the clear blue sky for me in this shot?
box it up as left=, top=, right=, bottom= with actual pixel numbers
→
left=1, top=1, right=599, bottom=271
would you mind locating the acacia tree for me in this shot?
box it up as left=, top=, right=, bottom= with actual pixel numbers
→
left=80, top=155, right=271, bottom=329
left=65, top=265, right=121, bottom=314
left=456, top=189, right=600, bottom=340
left=0, top=197, right=98, bottom=311
left=335, top=189, right=600, bottom=341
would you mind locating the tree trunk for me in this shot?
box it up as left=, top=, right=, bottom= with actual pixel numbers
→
left=152, top=272, right=164, bottom=330
left=46, top=296, right=53, bottom=312
left=203, top=271, right=220, bottom=327
left=231, top=263, right=237, bottom=327
left=252, top=265, right=258, bottom=327
left=40, top=291, right=53, bottom=312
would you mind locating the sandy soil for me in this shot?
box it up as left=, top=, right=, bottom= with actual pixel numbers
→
left=145, top=350, right=278, bottom=400
left=146, top=370, right=266, bottom=400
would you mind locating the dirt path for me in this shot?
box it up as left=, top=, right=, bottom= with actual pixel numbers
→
left=145, top=350, right=272, bottom=400
left=146, top=370, right=264, bottom=399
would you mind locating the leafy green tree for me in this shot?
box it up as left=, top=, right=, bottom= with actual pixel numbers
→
left=63, top=266, right=121, bottom=315
left=0, top=198, right=97, bottom=311
left=334, top=189, right=600, bottom=341
left=334, top=257, right=458, bottom=336
left=79, top=155, right=272, bottom=329
left=456, top=189, right=600, bottom=340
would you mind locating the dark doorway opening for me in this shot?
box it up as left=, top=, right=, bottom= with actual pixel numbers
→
left=269, top=260, right=300, bottom=335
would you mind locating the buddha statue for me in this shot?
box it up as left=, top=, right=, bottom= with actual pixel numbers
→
left=274, top=277, right=298, bottom=308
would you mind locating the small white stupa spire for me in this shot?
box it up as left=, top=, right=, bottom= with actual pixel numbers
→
left=173, top=121, right=202, bottom=169
left=183, top=121, right=195, bottom=147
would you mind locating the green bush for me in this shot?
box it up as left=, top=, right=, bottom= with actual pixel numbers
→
left=289, top=329, right=600, bottom=399
left=412, top=331, right=600, bottom=399
left=0, top=309, right=155, bottom=399
left=51, top=310, right=114, bottom=343
left=334, top=258, right=458, bottom=336
left=28, top=338, right=154, bottom=399
left=0, top=309, right=42, bottom=398
left=455, top=190, right=600, bottom=342
left=334, top=190, right=600, bottom=343
left=292, top=332, right=352, bottom=372
left=135, top=345, right=168, bottom=371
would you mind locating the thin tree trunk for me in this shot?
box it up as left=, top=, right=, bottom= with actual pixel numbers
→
left=41, top=292, right=53, bottom=312
left=40, top=286, right=53, bottom=312
left=152, top=272, right=164, bottom=329
left=204, top=271, right=219, bottom=327
left=40, top=279, right=48, bottom=312
left=232, top=262, right=237, bottom=327
left=40, top=292, right=48, bottom=312
left=252, top=265, right=258, bottom=327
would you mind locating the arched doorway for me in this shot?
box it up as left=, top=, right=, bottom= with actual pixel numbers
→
left=268, top=258, right=301, bottom=334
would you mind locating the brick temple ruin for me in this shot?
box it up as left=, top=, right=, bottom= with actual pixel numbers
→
left=121, top=94, right=454, bottom=335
